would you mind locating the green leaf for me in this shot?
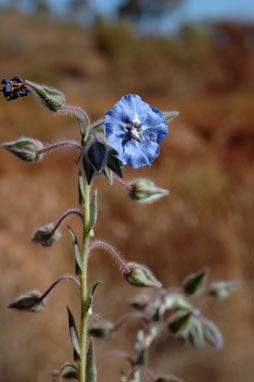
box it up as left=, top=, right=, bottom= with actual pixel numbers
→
left=183, top=269, right=208, bottom=296
left=66, top=306, right=81, bottom=361
left=68, top=226, right=82, bottom=275
left=107, top=149, right=123, bottom=178
left=89, top=190, right=98, bottom=232
left=168, top=312, right=191, bottom=334
left=83, top=281, right=101, bottom=315
left=78, top=168, right=86, bottom=205
left=86, top=338, right=97, bottom=382
left=202, top=318, right=223, bottom=349
left=87, top=141, right=108, bottom=173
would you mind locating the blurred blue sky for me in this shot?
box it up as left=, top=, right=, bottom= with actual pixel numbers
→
left=0, top=0, right=253, bottom=32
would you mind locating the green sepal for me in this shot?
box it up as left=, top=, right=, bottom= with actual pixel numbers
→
left=162, top=111, right=179, bottom=124
left=183, top=269, right=208, bottom=296
left=89, top=190, right=98, bottom=232
left=83, top=155, right=96, bottom=185
left=83, top=281, right=101, bottom=315
left=103, top=167, right=114, bottom=185
left=76, top=115, right=86, bottom=144
left=86, top=338, right=97, bottom=382
left=78, top=168, right=86, bottom=205
left=168, top=312, right=191, bottom=334
left=68, top=226, right=82, bottom=275
left=66, top=306, right=81, bottom=361
left=87, top=141, right=108, bottom=173
left=107, top=148, right=123, bottom=178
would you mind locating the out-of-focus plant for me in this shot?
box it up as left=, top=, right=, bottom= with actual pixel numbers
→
left=1, top=75, right=240, bottom=382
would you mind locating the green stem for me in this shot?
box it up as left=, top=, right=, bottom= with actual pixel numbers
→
left=79, top=180, right=91, bottom=382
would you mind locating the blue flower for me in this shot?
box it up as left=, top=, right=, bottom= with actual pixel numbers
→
left=1, top=76, right=30, bottom=101
left=103, top=94, right=168, bottom=169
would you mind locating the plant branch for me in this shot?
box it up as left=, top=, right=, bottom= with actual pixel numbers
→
left=37, top=140, right=82, bottom=155
left=39, top=274, right=80, bottom=302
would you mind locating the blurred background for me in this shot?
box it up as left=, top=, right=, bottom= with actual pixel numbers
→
left=0, top=0, right=253, bottom=381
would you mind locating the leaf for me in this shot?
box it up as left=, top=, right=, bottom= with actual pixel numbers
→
left=168, top=312, right=191, bottom=334
left=107, top=149, right=123, bottom=178
left=183, top=269, right=208, bottom=296
left=78, top=168, right=86, bottom=205
left=68, top=226, right=82, bottom=275
left=89, top=190, right=98, bottom=232
left=66, top=306, right=81, bottom=361
left=87, top=141, right=108, bottom=173
left=202, top=318, right=224, bottom=349
left=86, top=338, right=97, bottom=382
left=83, top=281, right=101, bottom=315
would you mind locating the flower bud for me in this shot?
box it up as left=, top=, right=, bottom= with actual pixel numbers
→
left=88, top=320, right=114, bottom=339
left=1, top=137, right=43, bottom=162
left=32, top=223, right=61, bottom=247
left=25, top=80, right=65, bottom=112
left=129, top=179, right=169, bottom=204
left=129, top=294, right=150, bottom=311
left=8, top=290, right=45, bottom=312
left=208, top=280, right=241, bottom=301
left=124, top=262, right=162, bottom=288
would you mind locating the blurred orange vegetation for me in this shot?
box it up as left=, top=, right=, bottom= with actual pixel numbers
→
left=0, top=9, right=253, bottom=382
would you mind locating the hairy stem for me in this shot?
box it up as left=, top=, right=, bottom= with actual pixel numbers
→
left=39, top=275, right=80, bottom=302
left=88, top=240, right=131, bottom=275
left=37, top=140, right=82, bottom=155
left=62, top=104, right=90, bottom=127
left=79, top=180, right=91, bottom=382
left=50, top=208, right=83, bottom=236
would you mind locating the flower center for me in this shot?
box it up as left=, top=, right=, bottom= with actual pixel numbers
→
left=126, top=119, right=143, bottom=143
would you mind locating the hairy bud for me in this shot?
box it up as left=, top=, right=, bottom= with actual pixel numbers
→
left=124, top=262, right=162, bottom=288
left=129, top=179, right=169, bottom=204
left=26, top=80, right=65, bottom=112
left=8, top=290, right=45, bottom=312
left=88, top=320, right=114, bottom=339
left=32, top=223, right=61, bottom=247
left=1, top=137, right=43, bottom=162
